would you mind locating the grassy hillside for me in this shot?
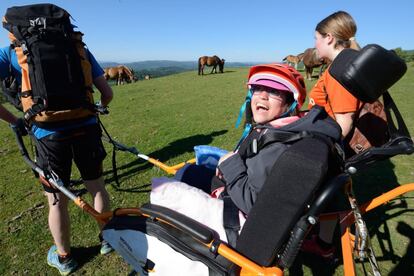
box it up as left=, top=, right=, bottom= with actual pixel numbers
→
left=0, top=66, right=413, bottom=275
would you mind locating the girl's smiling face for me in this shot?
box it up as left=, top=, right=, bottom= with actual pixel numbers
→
left=250, top=85, right=289, bottom=124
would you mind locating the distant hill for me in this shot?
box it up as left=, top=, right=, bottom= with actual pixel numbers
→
left=99, top=60, right=257, bottom=70
left=98, top=60, right=258, bottom=80
left=100, top=60, right=196, bottom=71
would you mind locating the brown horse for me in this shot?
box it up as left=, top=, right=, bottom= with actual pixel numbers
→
left=302, top=48, right=328, bottom=80
left=282, top=53, right=304, bottom=69
left=198, top=55, right=225, bottom=75
left=104, top=65, right=137, bottom=85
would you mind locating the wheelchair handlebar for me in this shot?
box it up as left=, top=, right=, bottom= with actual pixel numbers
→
left=345, top=136, right=414, bottom=173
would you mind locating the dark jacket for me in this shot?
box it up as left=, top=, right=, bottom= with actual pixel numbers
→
left=218, top=106, right=341, bottom=214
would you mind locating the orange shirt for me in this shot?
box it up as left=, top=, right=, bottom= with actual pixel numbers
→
left=308, top=69, right=360, bottom=118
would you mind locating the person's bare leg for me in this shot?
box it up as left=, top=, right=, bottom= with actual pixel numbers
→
left=84, top=176, right=110, bottom=229
left=46, top=192, right=71, bottom=255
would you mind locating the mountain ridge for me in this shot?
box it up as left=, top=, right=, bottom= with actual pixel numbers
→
left=98, top=60, right=261, bottom=71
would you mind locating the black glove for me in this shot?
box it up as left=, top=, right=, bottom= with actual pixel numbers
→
left=14, top=118, right=28, bottom=136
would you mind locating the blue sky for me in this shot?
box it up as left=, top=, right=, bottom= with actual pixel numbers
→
left=0, top=0, right=413, bottom=63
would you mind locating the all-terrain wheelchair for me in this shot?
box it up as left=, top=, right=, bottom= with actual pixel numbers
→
left=12, top=44, right=413, bottom=275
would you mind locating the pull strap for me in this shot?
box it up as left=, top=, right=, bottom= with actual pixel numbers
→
left=98, top=117, right=120, bottom=187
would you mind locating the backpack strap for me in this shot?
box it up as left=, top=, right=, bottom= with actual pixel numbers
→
left=0, top=47, right=22, bottom=111
left=23, top=103, right=43, bottom=121
left=7, top=46, right=12, bottom=72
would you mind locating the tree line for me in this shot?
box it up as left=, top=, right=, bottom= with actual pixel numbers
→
left=394, top=48, right=414, bottom=62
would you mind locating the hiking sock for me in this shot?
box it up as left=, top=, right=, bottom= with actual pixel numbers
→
left=58, top=253, right=72, bottom=263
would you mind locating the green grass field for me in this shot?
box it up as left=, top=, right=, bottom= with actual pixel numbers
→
left=0, top=65, right=413, bottom=275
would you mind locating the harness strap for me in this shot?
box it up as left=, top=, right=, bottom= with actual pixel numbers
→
left=259, top=130, right=316, bottom=149
left=238, top=127, right=340, bottom=164
left=259, top=130, right=306, bottom=148
left=222, top=194, right=240, bottom=248
left=242, top=130, right=312, bottom=158
left=259, top=130, right=333, bottom=154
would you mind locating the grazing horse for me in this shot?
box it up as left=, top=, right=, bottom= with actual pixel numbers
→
left=104, top=65, right=137, bottom=85
left=198, top=55, right=225, bottom=75
left=282, top=53, right=304, bottom=69
left=302, top=48, right=328, bottom=80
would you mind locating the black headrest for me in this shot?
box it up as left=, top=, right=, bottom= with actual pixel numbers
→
left=329, top=44, right=407, bottom=103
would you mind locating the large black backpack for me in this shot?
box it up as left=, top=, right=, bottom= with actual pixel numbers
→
left=2, top=4, right=95, bottom=124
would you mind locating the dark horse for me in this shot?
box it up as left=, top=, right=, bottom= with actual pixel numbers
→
left=198, top=55, right=225, bottom=75
left=302, top=48, right=329, bottom=80
left=104, top=65, right=137, bottom=85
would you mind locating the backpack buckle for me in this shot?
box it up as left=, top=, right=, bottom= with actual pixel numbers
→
left=23, top=100, right=46, bottom=121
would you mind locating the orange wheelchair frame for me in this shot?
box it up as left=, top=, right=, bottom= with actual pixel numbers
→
left=12, top=122, right=413, bottom=275
left=101, top=134, right=195, bottom=175
left=325, top=181, right=414, bottom=276
left=32, top=170, right=414, bottom=276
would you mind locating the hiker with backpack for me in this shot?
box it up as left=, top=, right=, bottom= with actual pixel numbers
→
left=0, top=4, right=114, bottom=275
left=303, top=10, right=362, bottom=259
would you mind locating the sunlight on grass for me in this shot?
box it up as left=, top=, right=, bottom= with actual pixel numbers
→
left=0, top=66, right=413, bottom=275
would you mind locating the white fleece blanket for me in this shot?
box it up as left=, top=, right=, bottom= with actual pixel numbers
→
left=103, top=177, right=245, bottom=275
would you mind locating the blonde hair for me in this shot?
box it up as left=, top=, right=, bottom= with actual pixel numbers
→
left=316, top=11, right=361, bottom=50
